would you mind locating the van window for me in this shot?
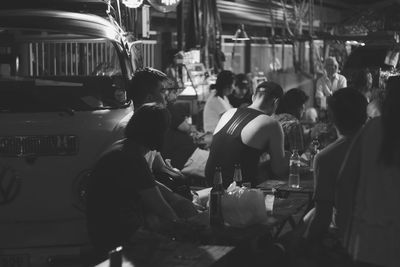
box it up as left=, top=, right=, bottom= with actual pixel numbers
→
left=0, top=28, right=130, bottom=112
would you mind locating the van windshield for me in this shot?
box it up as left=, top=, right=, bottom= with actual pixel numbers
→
left=0, top=28, right=130, bottom=112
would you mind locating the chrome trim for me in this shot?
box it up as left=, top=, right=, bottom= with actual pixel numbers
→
left=0, top=135, right=78, bottom=157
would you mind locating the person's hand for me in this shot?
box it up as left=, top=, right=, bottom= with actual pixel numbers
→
left=310, top=123, right=328, bottom=139
left=162, top=161, right=185, bottom=179
left=153, top=153, right=185, bottom=179
left=196, top=132, right=213, bottom=149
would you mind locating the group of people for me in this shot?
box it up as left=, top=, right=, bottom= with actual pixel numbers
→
left=203, top=70, right=253, bottom=134
left=297, top=57, right=399, bottom=267
left=85, top=54, right=400, bottom=267
left=86, top=68, right=200, bottom=258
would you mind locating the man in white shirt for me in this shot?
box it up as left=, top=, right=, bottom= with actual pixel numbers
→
left=315, top=57, right=347, bottom=109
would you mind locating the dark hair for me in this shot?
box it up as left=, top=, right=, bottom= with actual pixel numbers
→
left=215, top=70, right=234, bottom=97
left=168, top=102, right=190, bottom=129
left=276, top=88, right=309, bottom=119
left=234, top=73, right=250, bottom=88
left=128, top=67, right=170, bottom=108
left=380, top=76, right=400, bottom=166
left=327, top=87, right=368, bottom=136
left=353, top=68, right=372, bottom=94
left=125, top=103, right=170, bottom=151
left=254, top=81, right=284, bottom=101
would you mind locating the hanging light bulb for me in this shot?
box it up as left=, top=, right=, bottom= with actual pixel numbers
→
left=122, top=0, right=143, bottom=8
left=148, top=0, right=181, bottom=13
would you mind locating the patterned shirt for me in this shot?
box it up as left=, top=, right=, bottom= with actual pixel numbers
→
left=274, top=113, right=305, bottom=152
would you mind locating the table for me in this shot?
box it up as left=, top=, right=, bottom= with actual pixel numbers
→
left=95, top=196, right=307, bottom=267
left=95, top=230, right=234, bottom=267
left=258, top=179, right=315, bottom=222
left=189, top=196, right=308, bottom=243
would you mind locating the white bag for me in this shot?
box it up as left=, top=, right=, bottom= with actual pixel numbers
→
left=181, top=148, right=209, bottom=178
left=221, top=182, right=270, bottom=227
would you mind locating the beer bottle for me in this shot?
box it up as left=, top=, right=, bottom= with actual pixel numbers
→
left=233, top=163, right=243, bottom=187
left=209, top=166, right=224, bottom=227
left=288, top=149, right=300, bottom=188
left=309, top=139, right=320, bottom=171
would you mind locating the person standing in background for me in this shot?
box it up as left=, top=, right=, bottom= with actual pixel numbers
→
left=203, top=70, right=234, bottom=133
left=315, top=57, right=347, bottom=109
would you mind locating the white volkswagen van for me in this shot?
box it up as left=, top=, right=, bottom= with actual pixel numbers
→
left=0, top=2, right=134, bottom=266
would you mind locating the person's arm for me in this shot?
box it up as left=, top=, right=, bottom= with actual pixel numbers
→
left=307, top=201, right=333, bottom=243
left=336, top=131, right=363, bottom=238
left=339, top=75, right=347, bottom=89
left=268, top=120, right=289, bottom=178
left=315, top=78, right=325, bottom=99
left=152, top=152, right=185, bottom=179
left=156, top=181, right=198, bottom=218
left=306, top=153, right=334, bottom=242
left=139, top=186, right=178, bottom=222
left=214, top=97, right=231, bottom=119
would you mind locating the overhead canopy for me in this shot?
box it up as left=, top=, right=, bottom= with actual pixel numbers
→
left=216, top=0, right=291, bottom=27
left=338, top=2, right=400, bottom=34
left=0, top=9, right=122, bottom=41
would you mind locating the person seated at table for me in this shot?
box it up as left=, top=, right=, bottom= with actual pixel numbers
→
left=128, top=67, right=189, bottom=188
left=274, top=88, right=310, bottom=154
left=228, top=73, right=253, bottom=108
left=203, top=70, right=234, bottom=133
left=306, top=88, right=368, bottom=246
left=336, top=76, right=400, bottom=267
left=205, top=81, right=288, bottom=188
left=86, top=104, right=198, bottom=257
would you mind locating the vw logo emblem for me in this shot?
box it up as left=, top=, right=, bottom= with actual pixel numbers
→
left=0, top=164, right=21, bottom=205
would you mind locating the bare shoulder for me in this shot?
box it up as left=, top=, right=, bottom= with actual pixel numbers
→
left=214, top=108, right=237, bottom=133
left=222, top=108, right=237, bottom=118
left=251, top=114, right=280, bottom=129
left=243, top=114, right=281, bottom=138
left=242, top=114, right=281, bottom=148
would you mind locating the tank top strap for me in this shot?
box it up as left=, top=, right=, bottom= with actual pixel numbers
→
left=221, top=108, right=264, bottom=136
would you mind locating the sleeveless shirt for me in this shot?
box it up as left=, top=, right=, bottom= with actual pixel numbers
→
left=205, top=108, right=265, bottom=188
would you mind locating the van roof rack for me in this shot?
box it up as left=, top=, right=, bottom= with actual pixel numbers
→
left=1, top=0, right=114, bottom=17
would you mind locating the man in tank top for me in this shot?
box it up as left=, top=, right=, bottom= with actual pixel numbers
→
left=205, top=81, right=288, bottom=188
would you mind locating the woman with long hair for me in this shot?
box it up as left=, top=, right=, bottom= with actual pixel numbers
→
left=203, top=70, right=234, bottom=133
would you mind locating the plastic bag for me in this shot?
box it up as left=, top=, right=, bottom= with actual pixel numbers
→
left=221, top=182, right=270, bottom=227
